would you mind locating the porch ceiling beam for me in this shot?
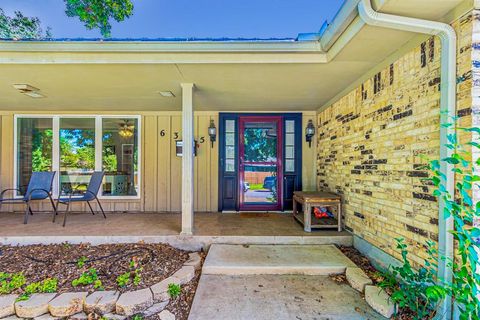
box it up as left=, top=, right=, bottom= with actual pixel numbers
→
left=181, top=83, right=195, bottom=235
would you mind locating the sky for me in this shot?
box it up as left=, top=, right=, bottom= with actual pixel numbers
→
left=0, top=0, right=345, bottom=39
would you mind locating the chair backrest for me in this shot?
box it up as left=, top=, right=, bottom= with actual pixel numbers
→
left=25, top=171, right=56, bottom=200
left=86, top=171, right=105, bottom=200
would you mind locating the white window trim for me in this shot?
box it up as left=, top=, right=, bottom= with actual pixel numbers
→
left=13, top=114, right=142, bottom=200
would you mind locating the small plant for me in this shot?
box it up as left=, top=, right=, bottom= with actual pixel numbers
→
left=167, top=283, right=181, bottom=298
left=116, top=272, right=131, bottom=288
left=0, top=272, right=26, bottom=294
left=94, top=279, right=104, bottom=290
left=17, top=278, right=58, bottom=301
left=378, top=238, right=445, bottom=319
left=131, top=314, right=143, bottom=320
left=72, top=268, right=99, bottom=287
left=76, top=256, right=87, bottom=268
left=133, top=268, right=142, bottom=286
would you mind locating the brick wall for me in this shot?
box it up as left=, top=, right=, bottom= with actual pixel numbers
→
left=316, top=11, right=475, bottom=265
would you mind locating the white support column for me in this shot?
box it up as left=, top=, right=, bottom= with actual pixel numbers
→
left=181, top=83, right=195, bottom=235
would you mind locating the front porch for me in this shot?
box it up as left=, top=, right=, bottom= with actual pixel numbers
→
left=0, top=212, right=352, bottom=250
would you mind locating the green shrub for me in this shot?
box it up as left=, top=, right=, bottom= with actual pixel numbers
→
left=0, top=272, right=26, bottom=294
left=379, top=238, right=445, bottom=319
left=72, top=268, right=99, bottom=287
left=167, top=283, right=181, bottom=298
left=116, top=272, right=130, bottom=288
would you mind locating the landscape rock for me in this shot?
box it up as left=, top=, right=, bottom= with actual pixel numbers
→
left=103, top=313, right=126, bottom=320
left=142, top=301, right=169, bottom=317
left=49, top=292, right=87, bottom=317
left=184, top=252, right=202, bottom=270
left=151, top=277, right=179, bottom=303
left=15, top=293, right=57, bottom=318
left=115, top=288, right=153, bottom=316
left=34, top=314, right=60, bottom=320
left=68, top=311, right=88, bottom=320
left=346, top=267, right=372, bottom=292
left=158, top=310, right=175, bottom=320
left=0, top=315, right=23, bottom=320
left=171, top=266, right=195, bottom=285
left=0, top=294, right=17, bottom=318
left=364, top=285, right=395, bottom=318
left=84, top=291, right=119, bottom=314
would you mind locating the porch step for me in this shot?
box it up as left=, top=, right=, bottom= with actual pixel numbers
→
left=202, top=244, right=356, bottom=275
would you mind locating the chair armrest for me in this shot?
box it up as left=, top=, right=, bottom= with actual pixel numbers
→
left=0, top=188, right=22, bottom=200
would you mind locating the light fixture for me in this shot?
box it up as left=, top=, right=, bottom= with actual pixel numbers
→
left=13, top=84, right=45, bottom=98
left=119, top=120, right=134, bottom=138
left=305, top=119, right=315, bottom=148
left=208, top=119, right=217, bottom=148
left=159, top=91, right=175, bottom=97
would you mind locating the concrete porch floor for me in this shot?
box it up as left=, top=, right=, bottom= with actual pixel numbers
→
left=0, top=212, right=352, bottom=250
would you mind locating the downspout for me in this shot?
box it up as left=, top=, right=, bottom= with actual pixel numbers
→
left=357, top=0, right=456, bottom=318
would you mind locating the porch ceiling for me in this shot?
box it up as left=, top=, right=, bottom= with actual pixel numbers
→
left=0, top=0, right=466, bottom=112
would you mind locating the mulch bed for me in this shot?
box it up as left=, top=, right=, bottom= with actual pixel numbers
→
left=0, top=243, right=205, bottom=320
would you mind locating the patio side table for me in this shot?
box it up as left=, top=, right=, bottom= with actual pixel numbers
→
left=293, top=191, right=342, bottom=232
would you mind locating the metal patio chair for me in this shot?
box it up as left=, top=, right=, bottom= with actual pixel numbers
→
left=0, top=171, right=57, bottom=224
left=55, top=171, right=106, bottom=227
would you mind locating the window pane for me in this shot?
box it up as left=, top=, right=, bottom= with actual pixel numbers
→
left=60, top=118, right=95, bottom=195
left=102, top=118, right=139, bottom=196
left=17, top=118, right=53, bottom=195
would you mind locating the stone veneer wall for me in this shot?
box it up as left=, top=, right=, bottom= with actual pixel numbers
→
left=316, top=10, right=477, bottom=266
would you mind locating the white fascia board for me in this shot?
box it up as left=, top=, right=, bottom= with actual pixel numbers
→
left=0, top=40, right=322, bottom=53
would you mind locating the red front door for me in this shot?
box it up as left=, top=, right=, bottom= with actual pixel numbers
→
left=239, top=116, right=283, bottom=211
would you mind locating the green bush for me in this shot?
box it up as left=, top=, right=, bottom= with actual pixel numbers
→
left=167, top=283, right=181, bottom=298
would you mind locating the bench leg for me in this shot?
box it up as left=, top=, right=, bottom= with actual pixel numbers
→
left=304, top=203, right=311, bottom=232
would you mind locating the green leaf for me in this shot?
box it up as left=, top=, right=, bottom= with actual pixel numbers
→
left=442, top=157, right=460, bottom=164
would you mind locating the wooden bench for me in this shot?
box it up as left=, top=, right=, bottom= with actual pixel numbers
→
left=293, top=191, right=342, bottom=232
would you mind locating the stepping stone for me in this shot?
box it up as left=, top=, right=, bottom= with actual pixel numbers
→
left=171, top=266, right=195, bottom=285
left=15, top=293, right=57, bottom=318
left=364, top=285, right=395, bottom=318
left=103, top=313, right=126, bottom=320
left=84, top=291, right=119, bottom=314
left=34, top=314, right=60, bottom=320
left=69, top=312, right=88, bottom=320
left=115, top=288, right=153, bottom=316
left=142, top=301, right=169, bottom=317
left=1, top=316, right=23, bottom=320
left=346, top=267, right=372, bottom=292
left=203, top=244, right=355, bottom=275
left=184, top=252, right=202, bottom=270
left=151, top=277, right=178, bottom=302
left=158, top=310, right=175, bottom=320
left=0, top=294, right=17, bottom=318
left=48, top=292, right=87, bottom=317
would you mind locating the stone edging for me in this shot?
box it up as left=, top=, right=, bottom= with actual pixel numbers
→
left=0, top=252, right=202, bottom=320
left=345, top=267, right=395, bottom=318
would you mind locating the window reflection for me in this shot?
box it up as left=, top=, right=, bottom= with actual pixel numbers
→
left=102, top=118, right=138, bottom=196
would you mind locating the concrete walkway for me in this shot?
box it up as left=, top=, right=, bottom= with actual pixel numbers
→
left=188, top=244, right=385, bottom=320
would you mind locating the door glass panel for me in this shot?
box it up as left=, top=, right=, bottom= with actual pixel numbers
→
left=285, top=120, right=295, bottom=172
left=242, top=121, right=278, bottom=205
left=59, top=118, right=95, bottom=195
left=225, top=120, right=236, bottom=172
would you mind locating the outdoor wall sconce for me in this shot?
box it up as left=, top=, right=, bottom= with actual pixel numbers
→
left=305, top=119, right=315, bottom=148
left=208, top=119, right=217, bottom=148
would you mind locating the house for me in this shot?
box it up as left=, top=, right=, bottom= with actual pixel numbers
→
left=0, top=0, right=478, bottom=317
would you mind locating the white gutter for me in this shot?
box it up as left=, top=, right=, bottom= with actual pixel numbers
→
left=358, top=0, right=456, bottom=318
